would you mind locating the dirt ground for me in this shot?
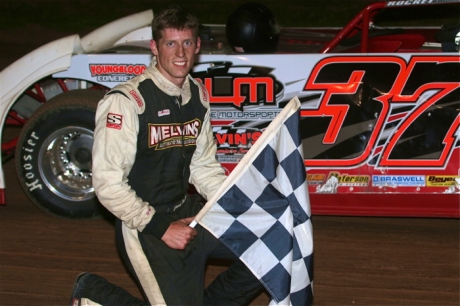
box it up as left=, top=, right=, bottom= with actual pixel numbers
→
left=0, top=20, right=459, bottom=306
left=0, top=155, right=459, bottom=305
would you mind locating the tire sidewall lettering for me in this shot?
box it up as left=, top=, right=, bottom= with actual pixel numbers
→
left=21, top=130, right=43, bottom=191
left=14, top=89, right=105, bottom=218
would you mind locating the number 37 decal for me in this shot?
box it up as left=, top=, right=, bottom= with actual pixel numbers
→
left=301, top=55, right=460, bottom=169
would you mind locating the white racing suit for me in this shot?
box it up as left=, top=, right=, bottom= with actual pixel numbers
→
left=91, top=58, right=262, bottom=305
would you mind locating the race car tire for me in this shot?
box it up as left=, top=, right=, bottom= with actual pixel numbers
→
left=15, top=89, right=107, bottom=219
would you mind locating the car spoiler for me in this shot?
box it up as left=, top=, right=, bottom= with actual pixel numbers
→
left=384, top=0, right=459, bottom=7
left=321, top=0, right=459, bottom=53
left=80, top=10, right=153, bottom=53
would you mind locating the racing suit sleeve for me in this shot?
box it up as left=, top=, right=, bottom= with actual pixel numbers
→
left=92, top=93, right=155, bottom=232
left=189, top=106, right=227, bottom=200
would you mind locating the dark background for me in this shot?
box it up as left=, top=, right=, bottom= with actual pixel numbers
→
left=0, top=0, right=377, bottom=69
left=1, top=0, right=458, bottom=70
left=0, top=1, right=458, bottom=305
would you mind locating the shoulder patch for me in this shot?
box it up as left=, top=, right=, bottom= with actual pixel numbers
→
left=192, top=77, right=209, bottom=104
left=108, top=83, right=145, bottom=114
left=106, top=113, right=123, bottom=130
left=129, top=90, right=144, bottom=108
left=200, top=83, right=208, bottom=103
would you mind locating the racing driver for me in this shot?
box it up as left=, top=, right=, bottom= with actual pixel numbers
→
left=70, top=4, right=262, bottom=306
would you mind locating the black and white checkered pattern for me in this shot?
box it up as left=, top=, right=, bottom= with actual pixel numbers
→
left=200, top=98, right=313, bottom=306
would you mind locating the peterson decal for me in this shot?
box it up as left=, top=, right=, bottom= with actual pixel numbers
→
left=314, top=172, right=369, bottom=192
left=89, top=64, right=147, bottom=82
left=149, top=119, right=201, bottom=150
left=316, top=174, right=339, bottom=193
left=329, top=172, right=370, bottom=187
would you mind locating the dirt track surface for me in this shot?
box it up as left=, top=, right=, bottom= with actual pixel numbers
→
left=0, top=155, right=459, bottom=305
left=0, top=21, right=459, bottom=306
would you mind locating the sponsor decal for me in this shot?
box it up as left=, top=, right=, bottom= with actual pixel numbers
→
left=314, top=172, right=369, bottom=191
left=129, top=90, right=143, bottom=107
left=329, top=172, right=370, bottom=187
left=204, top=77, right=276, bottom=108
left=193, top=63, right=284, bottom=109
left=211, top=110, right=281, bottom=119
left=372, top=175, right=426, bottom=187
left=216, top=154, right=244, bottom=163
left=89, top=64, right=147, bottom=82
left=316, top=174, right=339, bottom=193
left=386, top=0, right=458, bottom=7
left=426, top=175, right=459, bottom=187
left=213, top=128, right=266, bottom=159
left=216, top=148, right=250, bottom=155
left=307, top=173, right=326, bottom=185
left=213, top=127, right=265, bottom=157
left=149, top=119, right=201, bottom=149
left=106, top=113, right=122, bottom=130
left=215, top=130, right=263, bottom=147
left=443, top=177, right=460, bottom=193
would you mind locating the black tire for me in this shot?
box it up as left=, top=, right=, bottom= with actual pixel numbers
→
left=15, top=89, right=106, bottom=219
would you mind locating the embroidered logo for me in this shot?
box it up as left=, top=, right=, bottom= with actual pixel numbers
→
left=201, top=85, right=208, bottom=102
left=129, top=90, right=143, bottom=107
left=195, top=78, right=208, bottom=102
left=158, top=109, right=170, bottom=117
left=149, top=119, right=201, bottom=149
left=106, top=113, right=122, bottom=130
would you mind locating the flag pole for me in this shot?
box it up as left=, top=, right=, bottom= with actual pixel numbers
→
left=190, top=96, right=301, bottom=228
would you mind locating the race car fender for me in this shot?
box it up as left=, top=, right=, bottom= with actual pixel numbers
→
left=80, top=9, right=153, bottom=52
left=0, top=34, right=83, bottom=195
left=0, top=9, right=154, bottom=193
left=0, top=9, right=154, bottom=125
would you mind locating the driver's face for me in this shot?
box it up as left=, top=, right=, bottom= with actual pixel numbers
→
left=150, top=28, right=201, bottom=87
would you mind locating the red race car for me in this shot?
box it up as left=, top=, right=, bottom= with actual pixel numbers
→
left=1, top=0, right=458, bottom=218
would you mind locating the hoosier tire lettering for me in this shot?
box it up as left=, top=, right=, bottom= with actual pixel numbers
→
left=22, top=131, right=43, bottom=192
left=15, top=89, right=106, bottom=219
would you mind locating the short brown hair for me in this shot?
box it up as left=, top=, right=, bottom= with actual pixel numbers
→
left=151, top=5, right=199, bottom=42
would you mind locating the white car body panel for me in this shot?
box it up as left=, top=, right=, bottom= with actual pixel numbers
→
left=0, top=9, right=154, bottom=189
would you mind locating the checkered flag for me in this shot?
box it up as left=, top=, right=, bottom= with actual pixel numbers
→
left=192, top=97, right=313, bottom=305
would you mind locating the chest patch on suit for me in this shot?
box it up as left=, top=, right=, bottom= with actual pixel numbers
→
left=158, top=109, right=170, bottom=117
left=149, top=119, right=202, bottom=149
